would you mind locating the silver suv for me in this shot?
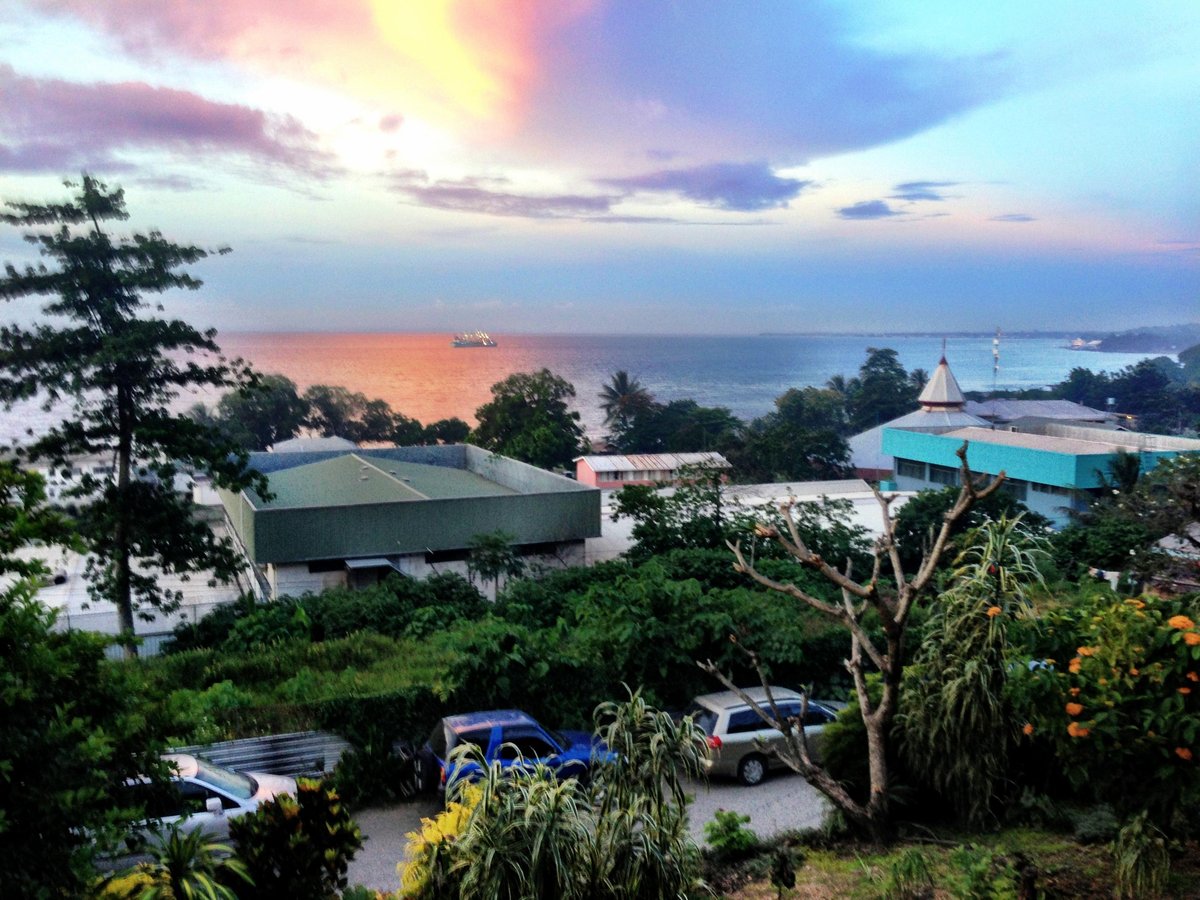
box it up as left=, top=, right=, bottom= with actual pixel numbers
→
left=687, top=686, right=839, bottom=786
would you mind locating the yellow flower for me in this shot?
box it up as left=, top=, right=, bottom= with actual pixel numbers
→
left=1184, top=632, right=1200, bottom=646
left=1065, top=702, right=1084, bottom=716
left=1067, top=721, right=1090, bottom=738
left=1022, top=723, right=1034, bottom=736
left=1168, top=615, right=1196, bottom=630
left=1176, top=747, right=1193, bottom=761
left=1124, top=599, right=1146, bottom=609
left=1077, top=646, right=1097, bottom=657
left=986, top=606, right=1002, bottom=618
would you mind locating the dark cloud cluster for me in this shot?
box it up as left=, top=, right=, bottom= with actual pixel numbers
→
left=891, top=180, right=959, bottom=201
left=0, top=65, right=335, bottom=177
left=599, top=161, right=810, bottom=211
left=837, top=200, right=901, bottom=220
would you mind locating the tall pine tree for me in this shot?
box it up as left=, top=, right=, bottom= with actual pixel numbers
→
left=0, top=175, right=266, bottom=656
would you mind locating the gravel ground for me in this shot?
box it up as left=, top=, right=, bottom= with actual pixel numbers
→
left=345, top=772, right=828, bottom=893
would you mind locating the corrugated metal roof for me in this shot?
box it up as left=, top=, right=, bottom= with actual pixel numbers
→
left=918, top=357, right=966, bottom=408
left=575, top=452, right=730, bottom=474
left=944, top=426, right=1134, bottom=455
left=964, top=399, right=1112, bottom=422
left=250, top=453, right=517, bottom=509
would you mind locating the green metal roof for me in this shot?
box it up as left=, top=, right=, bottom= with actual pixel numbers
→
left=249, top=453, right=517, bottom=510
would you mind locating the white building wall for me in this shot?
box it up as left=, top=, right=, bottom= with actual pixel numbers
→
left=268, top=564, right=347, bottom=599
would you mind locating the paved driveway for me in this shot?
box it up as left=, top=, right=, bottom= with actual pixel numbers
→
left=345, top=772, right=828, bottom=893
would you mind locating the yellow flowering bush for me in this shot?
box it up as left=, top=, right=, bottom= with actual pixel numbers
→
left=398, top=783, right=481, bottom=898
left=1010, top=590, right=1200, bottom=822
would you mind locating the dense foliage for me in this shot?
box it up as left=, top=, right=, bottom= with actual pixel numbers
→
left=192, top=375, right=471, bottom=451
left=0, top=464, right=167, bottom=899
left=229, top=778, right=363, bottom=899
left=0, top=176, right=267, bottom=655
left=472, top=368, right=586, bottom=469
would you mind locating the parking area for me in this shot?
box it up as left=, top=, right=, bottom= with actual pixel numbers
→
left=345, top=771, right=828, bottom=893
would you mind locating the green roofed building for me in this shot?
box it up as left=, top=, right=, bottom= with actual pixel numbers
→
left=220, top=445, right=601, bottom=599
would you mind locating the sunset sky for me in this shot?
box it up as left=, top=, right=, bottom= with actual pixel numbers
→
left=1, top=1, right=1197, bottom=334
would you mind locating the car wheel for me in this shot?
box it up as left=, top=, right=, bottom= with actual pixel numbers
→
left=737, top=754, right=767, bottom=786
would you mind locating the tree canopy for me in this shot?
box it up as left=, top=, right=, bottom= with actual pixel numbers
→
left=472, top=368, right=585, bottom=469
left=0, top=175, right=266, bottom=655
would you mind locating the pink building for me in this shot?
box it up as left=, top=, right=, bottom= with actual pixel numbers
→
left=574, top=452, right=730, bottom=489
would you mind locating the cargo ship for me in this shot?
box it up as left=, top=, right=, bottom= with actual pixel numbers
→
left=451, top=331, right=497, bottom=348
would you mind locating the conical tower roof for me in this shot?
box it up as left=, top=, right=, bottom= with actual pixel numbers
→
left=918, top=356, right=966, bottom=410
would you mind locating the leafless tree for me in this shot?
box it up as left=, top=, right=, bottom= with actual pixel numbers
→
left=701, top=443, right=1003, bottom=843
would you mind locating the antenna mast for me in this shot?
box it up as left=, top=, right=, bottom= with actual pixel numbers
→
left=992, top=327, right=1001, bottom=395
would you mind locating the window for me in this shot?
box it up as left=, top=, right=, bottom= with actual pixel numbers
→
left=895, top=458, right=925, bottom=479
left=727, top=708, right=771, bottom=734
left=497, top=734, right=556, bottom=760
left=929, top=464, right=959, bottom=486
left=1000, top=479, right=1028, bottom=502
left=1032, top=482, right=1070, bottom=497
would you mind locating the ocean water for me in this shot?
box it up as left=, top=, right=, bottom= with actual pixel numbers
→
left=0, top=332, right=1159, bottom=446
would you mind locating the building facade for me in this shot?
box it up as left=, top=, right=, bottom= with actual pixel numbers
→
left=574, top=451, right=730, bottom=489
left=884, top=422, right=1200, bottom=527
left=220, top=445, right=601, bottom=600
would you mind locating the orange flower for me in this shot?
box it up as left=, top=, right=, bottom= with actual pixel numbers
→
left=1077, top=646, right=1097, bottom=657
left=1184, top=632, right=1200, bottom=646
left=1124, top=599, right=1146, bottom=609
left=986, top=606, right=1002, bottom=618
left=1069, top=658, right=1083, bottom=674
left=1069, top=687, right=1081, bottom=696
left=1065, top=702, right=1084, bottom=716
left=1067, top=721, right=1090, bottom=738
left=1168, top=615, right=1196, bottom=630
left=1130, top=668, right=1140, bottom=676
left=1188, top=672, right=1199, bottom=682
left=1176, top=747, right=1193, bottom=762
left=1179, top=687, right=1192, bottom=695
left=1022, top=723, right=1034, bottom=736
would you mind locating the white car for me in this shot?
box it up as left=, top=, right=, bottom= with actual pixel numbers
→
left=687, top=687, right=840, bottom=786
left=123, top=753, right=296, bottom=850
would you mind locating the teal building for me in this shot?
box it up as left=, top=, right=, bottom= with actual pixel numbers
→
left=883, top=423, right=1200, bottom=527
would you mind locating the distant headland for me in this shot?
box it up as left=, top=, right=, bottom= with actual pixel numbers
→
left=760, top=323, right=1200, bottom=354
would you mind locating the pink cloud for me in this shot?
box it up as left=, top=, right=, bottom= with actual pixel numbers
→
left=28, top=0, right=581, bottom=129
left=0, top=65, right=334, bottom=175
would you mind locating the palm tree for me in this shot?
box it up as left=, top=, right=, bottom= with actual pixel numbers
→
left=133, top=825, right=250, bottom=899
left=599, top=371, right=654, bottom=446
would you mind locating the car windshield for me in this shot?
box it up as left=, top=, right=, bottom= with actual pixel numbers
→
left=194, top=758, right=257, bottom=800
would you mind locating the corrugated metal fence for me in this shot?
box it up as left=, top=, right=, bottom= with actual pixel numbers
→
left=172, top=730, right=353, bottom=778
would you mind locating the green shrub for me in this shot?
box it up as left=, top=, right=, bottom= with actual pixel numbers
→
left=315, top=685, right=441, bottom=748
left=1071, top=804, right=1120, bottom=844
left=703, top=809, right=759, bottom=860
left=230, top=778, right=363, bottom=900
left=1113, top=811, right=1170, bottom=899
left=879, top=847, right=935, bottom=900
left=1007, top=591, right=1200, bottom=824
left=943, top=844, right=1017, bottom=900
left=328, top=742, right=417, bottom=809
